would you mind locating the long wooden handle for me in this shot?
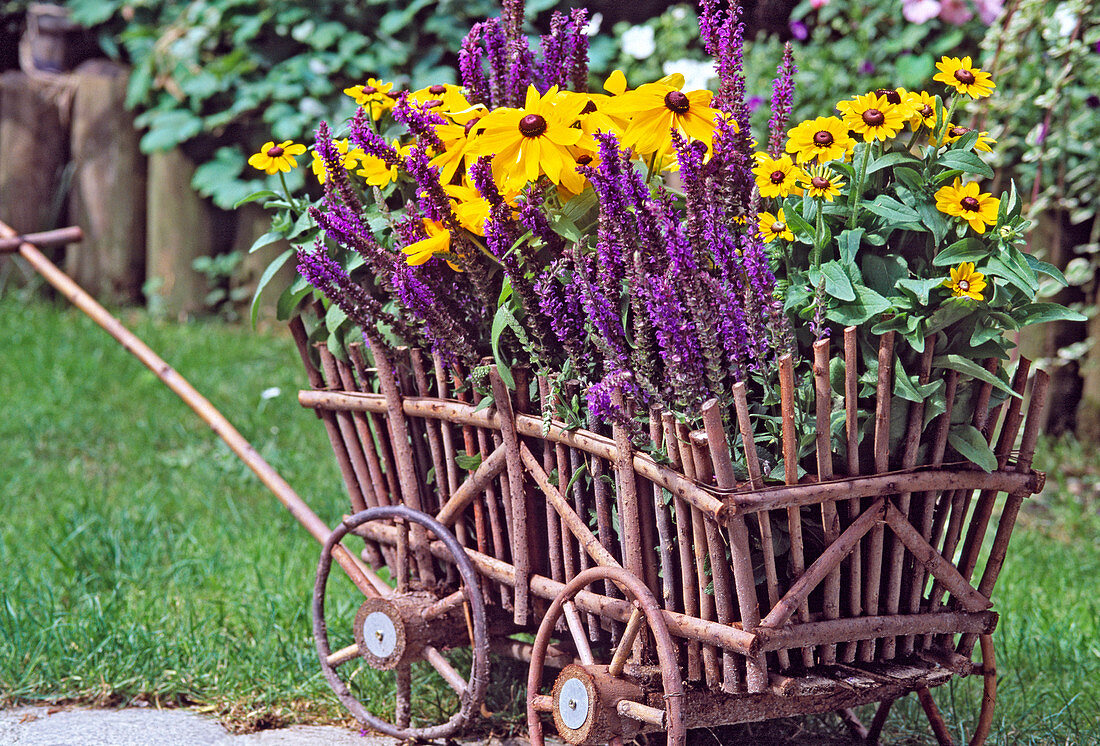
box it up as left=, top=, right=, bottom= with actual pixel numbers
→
left=1, top=219, right=333, bottom=547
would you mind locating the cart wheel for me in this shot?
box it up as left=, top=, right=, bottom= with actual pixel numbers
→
left=527, top=566, right=685, bottom=746
left=313, top=505, right=489, bottom=740
left=914, top=634, right=997, bottom=746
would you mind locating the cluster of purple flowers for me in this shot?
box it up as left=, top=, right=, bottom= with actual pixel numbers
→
left=460, top=2, right=589, bottom=108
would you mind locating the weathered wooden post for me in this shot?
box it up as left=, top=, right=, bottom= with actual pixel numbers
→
left=65, top=59, right=146, bottom=303
left=145, top=147, right=212, bottom=318
left=0, top=71, right=68, bottom=234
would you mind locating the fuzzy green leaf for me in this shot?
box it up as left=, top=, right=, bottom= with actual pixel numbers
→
left=948, top=425, right=997, bottom=472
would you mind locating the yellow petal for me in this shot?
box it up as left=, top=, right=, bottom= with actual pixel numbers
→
left=604, top=69, right=627, bottom=96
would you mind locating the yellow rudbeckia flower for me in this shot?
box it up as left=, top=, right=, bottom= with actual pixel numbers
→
left=758, top=208, right=793, bottom=243
left=785, top=116, right=855, bottom=164
left=344, top=78, right=396, bottom=120
left=602, top=73, right=724, bottom=157
left=933, top=56, right=995, bottom=99
left=469, top=85, right=585, bottom=194
left=801, top=164, right=845, bottom=201
left=838, top=92, right=907, bottom=143
left=943, top=262, right=987, bottom=301
left=934, top=178, right=1000, bottom=234
left=248, top=140, right=307, bottom=175
left=402, top=220, right=451, bottom=266
left=753, top=153, right=805, bottom=199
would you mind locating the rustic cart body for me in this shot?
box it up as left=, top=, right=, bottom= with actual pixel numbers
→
left=5, top=226, right=1049, bottom=745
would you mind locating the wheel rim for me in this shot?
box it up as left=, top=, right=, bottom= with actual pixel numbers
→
left=313, top=505, right=489, bottom=740
left=526, top=566, right=685, bottom=746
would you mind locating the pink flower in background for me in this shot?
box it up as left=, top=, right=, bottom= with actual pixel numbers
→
left=974, top=0, right=1004, bottom=24
left=939, top=0, right=974, bottom=24
left=903, top=0, right=942, bottom=24
left=811, top=0, right=830, bottom=8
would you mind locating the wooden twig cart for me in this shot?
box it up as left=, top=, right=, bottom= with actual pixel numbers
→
left=5, top=224, right=1049, bottom=745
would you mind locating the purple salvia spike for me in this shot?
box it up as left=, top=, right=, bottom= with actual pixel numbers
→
left=348, top=107, right=402, bottom=167
left=314, top=120, right=364, bottom=214
left=482, top=18, right=508, bottom=109
left=768, top=43, right=797, bottom=157
left=567, top=8, right=590, bottom=92
left=392, top=92, right=445, bottom=153
left=460, top=23, right=491, bottom=106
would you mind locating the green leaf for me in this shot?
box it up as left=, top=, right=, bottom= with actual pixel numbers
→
left=932, top=354, right=1020, bottom=398
left=1024, top=255, right=1068, bottom=287
left=325, top=299, right=348, bottom=331
left=1012, top=302, right=1087, bottom=326
left=490, top=304, right=517, bottom=390
left=454, top=451, right=482, bottom=471
left=947, top=425, right=997, bottom=472
left=250, top=248, right=293, bottom=327
left=826, top=284, right=893, bottom=325
left=896, top=277, right=945, bottom=306
left=276, top=278, right=313, bottom=321
left=865, top=195, right=922, bottom=225
left=868, top=151, right=921, bottom=175
left=248, top=231, right=284, bottom=254
left=986, top=256, right=1036, bottom=296
left=783, top=206, right=815, bottom=240
left=915, top=200, right=949, bottom=245
left=937, top=150, right=994, bottom=179
left=819, top=261, right=856, bottom=302
left=837, top=228, right=864, bottom=264
left=138, top=109, right=205, bottom=153
left=894, top=167, right=925, bottom=192
left=234, top=190, right=279, bottom=209
left=933, top=238, right=988, bottom=267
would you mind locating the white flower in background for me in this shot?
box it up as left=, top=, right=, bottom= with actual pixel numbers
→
left=621, top=25, right=656, bottom=60
left=261, top=387, right=281, bottom=400
left=1052, top=2, right=1079, bottom=37
left=584, top=12, right=602, bottom=36
left=662, top=58, right=717, bottom=92
left=671, top=6, right=688, bottom=20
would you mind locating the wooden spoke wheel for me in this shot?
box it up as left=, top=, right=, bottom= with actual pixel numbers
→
left=527, top=566, right=685, bottom=746
left=313, top=505, right=489, bottom=740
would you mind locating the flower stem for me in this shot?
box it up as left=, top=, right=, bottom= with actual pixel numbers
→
left=277, top=171, right=301, bottom=213
left=847, top=141, right=873, bottom=229
left=812, top=202, right=825, bottom=267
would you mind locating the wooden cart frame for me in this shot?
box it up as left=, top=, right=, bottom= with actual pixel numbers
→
left=5, top=224, right=1049, bottom=745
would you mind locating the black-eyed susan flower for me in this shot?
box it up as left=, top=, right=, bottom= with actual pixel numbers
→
left=906, top=90, right=939, bottom=130
left=935, top=178, right=1000, bottom=234
left=943, top=262, right=987, bottom=301
left=402, top=220, right=451, bottom=265
left=753, top=153, right=805, bottom=199
left=759, top=208, right=794, bottom=243
left=309, top=139, right=362, bottom=184
left=933, top=56, right=995, bottom=99
left=838, top=92, right=907, bottom=142
left=357, top=140, right=412, bottom=188
left=469, top=85, right=585, bottom=193
left=801, top=164, right=845, bottom=201
left=248, top=140, right=307, bottom=175
left=785, top=116, right=855, bottom=164
left=603, top=72, right=723, bottom=157
left=344, top=78, right=396, bottom=119
left=941, top=125, right=996, bottom=153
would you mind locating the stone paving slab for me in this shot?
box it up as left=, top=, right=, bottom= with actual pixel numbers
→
left=0, top=706, right=532, bottom=745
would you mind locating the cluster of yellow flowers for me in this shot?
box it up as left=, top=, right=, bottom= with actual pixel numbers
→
left=249, top=70, right=735, bottom=265
left=750, top=55, right=999, bottom=300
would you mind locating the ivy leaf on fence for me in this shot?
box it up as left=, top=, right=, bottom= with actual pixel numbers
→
left=947, top=424, right=998, bottom=472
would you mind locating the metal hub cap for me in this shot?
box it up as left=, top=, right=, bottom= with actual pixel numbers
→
left=361, top=611, right=398, bottom=659
left=558, top=677, right=590, bottom=731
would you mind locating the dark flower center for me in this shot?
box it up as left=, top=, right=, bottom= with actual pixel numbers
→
left=581, top=100, right=598, bottom=114
left=960, top=196, right=980, bottom=211
left=813, top=131, right=834, bottom=146
left=921, top=104, right=934, bottom=118
left=664, top=91, right=690, bottom=114
left=770, top=170, right=786, bottom=184
left=958, top=280, right=970, bottom=291
left=422, top=99, right=444, bottom=109
left=811, top=176, right=829, bottom=189
left=519, top=113, right=548, bottom=138
left=464, top=116, right=483, bottom=135
left=771, top=222, right=787, bottom=234
left=954, top=68, right=976, bottom=85
left=950, top=126, right=970, bottom=137
left=266, top=145, right=284, bottom=157
left=862, top=108, right=885, bottom=127
left=361, top=85, right=377, bottom=95
left=576, top=154, right=593, bottom=165
left=875, top=88, right=902, bottom=105
left=429, top=85, right=448, bottom=95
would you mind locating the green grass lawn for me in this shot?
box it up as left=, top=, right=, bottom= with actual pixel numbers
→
left=1, top=295, right=1097, bottom=743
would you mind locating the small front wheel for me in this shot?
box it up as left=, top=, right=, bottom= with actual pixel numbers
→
left=313, top=505, right=489, bottom=740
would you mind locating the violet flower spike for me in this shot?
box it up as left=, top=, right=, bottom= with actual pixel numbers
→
left=767, top=43, right=797, bottom=157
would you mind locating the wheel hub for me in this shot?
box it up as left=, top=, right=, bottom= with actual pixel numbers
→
left=557, top=676, right=591, bottom=731
left=361, top=610, right=398, bottom=660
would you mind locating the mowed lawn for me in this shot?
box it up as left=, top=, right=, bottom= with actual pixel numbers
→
left=1, top=295, right=1097, bottom=743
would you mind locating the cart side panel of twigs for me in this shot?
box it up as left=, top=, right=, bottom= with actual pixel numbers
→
left=293, top=311, right=1048, bottom=734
